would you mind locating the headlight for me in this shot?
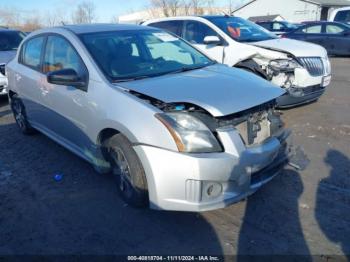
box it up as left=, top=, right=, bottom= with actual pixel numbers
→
left=322, top=57, right=331, bottom=75
left=156, top=112, right=222, bottom=153
left=269, top=59, right=301, bottom=72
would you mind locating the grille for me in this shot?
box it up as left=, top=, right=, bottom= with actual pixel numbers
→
left=0, top=64, right=5, bottom=76
left=298, top=57, right=324, bottom=77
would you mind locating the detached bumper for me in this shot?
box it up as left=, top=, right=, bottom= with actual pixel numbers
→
left=277, top=84, right=326, bottom=108
left=134, top=129, right=290, bottom=212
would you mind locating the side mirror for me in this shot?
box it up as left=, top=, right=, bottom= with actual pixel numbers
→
left=47, top=68, right=87, bottom=89
left=343, top=31, right=350, bottom=37
left=203, top=36, right=222, bottom=45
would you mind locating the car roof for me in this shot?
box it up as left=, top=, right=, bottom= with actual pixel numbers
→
left=60, top=23, right=152, bottom=34
left=200, top=15, right=230, bottom=19
left=0, top=28, right=21, bottom=33
left=302, top=21, right=350, bottom=27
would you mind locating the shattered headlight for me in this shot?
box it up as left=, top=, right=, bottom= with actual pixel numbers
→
left=156, top=112, right=222, bottom=153
left=269, top=59, right=301, bottom=72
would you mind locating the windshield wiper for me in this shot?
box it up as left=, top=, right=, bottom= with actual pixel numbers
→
left=166, top=62, right=218, bottom=75
left=113, top=75, right=151, bottom=83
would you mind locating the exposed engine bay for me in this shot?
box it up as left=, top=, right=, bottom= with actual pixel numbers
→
left=130, top=90, right=285, bottom=148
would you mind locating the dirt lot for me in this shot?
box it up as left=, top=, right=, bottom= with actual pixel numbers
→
left=0, top=58, right=349, bottom=259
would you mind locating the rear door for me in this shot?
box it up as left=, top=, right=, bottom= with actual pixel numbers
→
left=324, top=23, right=350, bottom=55
left=296, top=24, right=326, bottom=47
left=183, top=20, right=225, bottom=63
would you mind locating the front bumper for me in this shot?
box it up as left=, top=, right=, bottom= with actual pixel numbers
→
left=134, top=129, right=290, bottom=212
left=277, top=84, right=326, bottom=108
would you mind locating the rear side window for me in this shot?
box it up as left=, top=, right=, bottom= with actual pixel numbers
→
left=326, top=24, right=345, bottom=34
left=334, top=10, right=350, bottom=23
left=43, top=35, right=85, bottom=75
left=21, top=37, right=45, bottom=69
left=148, top=21, right=184, bottom=36
left=184, top=21, right=219, bottom=44
left=301, top=25, right=322, bottom=34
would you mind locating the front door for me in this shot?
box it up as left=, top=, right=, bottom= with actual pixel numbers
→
left=40, top=35, right=92, bottom=153
left=324, top=23, right=350, bottom=55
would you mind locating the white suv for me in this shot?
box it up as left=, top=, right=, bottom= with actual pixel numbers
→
left=143, top=16, right=332, bottom=108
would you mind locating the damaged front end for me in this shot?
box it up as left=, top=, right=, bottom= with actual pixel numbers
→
left=235, top=48, right=330, bottom=108
left=127, top=88, right=307, bottom=211
left=134, top=88, right=296, bottom=183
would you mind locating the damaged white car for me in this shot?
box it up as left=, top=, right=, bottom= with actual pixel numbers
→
left=0, top=29, right=25, bottom=96
left=143, top=15, right=332, bottom=108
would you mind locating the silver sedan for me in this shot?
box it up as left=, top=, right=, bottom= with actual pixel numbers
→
left=7, top=24, right=290, bottom=211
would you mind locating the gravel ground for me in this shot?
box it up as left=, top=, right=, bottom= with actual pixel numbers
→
left=0, top=58, right=349, bottom=259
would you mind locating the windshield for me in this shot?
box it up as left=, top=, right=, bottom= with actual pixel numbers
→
left=207, top=16, right=278, bottom=43
left=0, top=31, right=25, bottom=51
left=80, top=29, right=214, bottom=82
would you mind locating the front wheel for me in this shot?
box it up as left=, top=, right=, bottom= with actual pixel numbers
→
left=10, top=95, right=35, bottom=135
left=103, top=134, right=149, bottom=208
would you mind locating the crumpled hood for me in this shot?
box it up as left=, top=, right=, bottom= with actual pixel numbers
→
left=252, top=38, right=328, bottom=58
left=0, top=50, right=17, bottom=64
left=117, top=64, right=285, bottom=117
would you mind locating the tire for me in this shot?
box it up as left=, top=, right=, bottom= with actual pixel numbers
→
left=10, top=94, right=35, bottom=135
left=103, top=134, right=148, bottom=207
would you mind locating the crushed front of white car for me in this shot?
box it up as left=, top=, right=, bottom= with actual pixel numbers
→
left=250, top=38, right=332, bottom=107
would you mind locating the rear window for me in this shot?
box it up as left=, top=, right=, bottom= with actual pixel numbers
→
left=334, top=10, right=350, bottom=23
left=301, top=25, right=322, bottom=34
left=148, top=21, right=184, bottom=36
left=0, top=31, right=25, bottom=51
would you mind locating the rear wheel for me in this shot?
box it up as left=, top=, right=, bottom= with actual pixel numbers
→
left=10, top=95, right=35, bottom=135
left=103, top=134, right=148, bottom=207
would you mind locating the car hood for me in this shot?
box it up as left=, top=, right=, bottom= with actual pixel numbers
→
left=252, top=38, right=328, bottom=57
left=117, top=64, right=285, bottom=117
left=0, top=50, right=17, bottom=64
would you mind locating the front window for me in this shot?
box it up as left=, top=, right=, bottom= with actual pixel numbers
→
left=0, top=31, right=25, bottom=51
left=43, top=35, right=85, bottom=75
left=80, top=30, right=213, bottom=82
left=206, top=16, right=277, bottom=43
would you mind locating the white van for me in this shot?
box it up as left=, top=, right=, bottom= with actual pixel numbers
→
left=143, top=16, right=332, bottom=108
left=330, top=7, right=350, bottom=24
